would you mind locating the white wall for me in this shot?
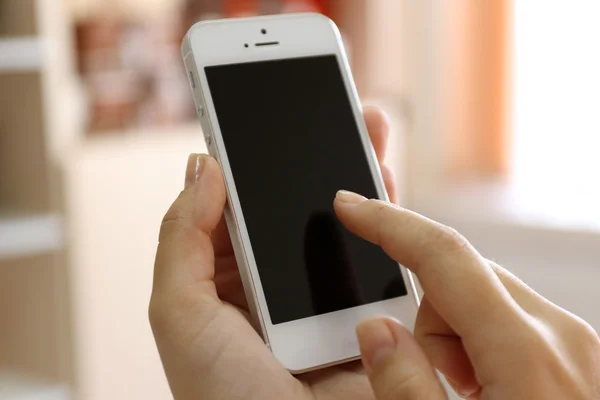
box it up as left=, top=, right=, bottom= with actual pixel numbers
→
left=65, top=127, right=205, bottom=399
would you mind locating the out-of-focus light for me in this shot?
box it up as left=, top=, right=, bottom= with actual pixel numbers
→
left=512, top=1, right=600, bottom=226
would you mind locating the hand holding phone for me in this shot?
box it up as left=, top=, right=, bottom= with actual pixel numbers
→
left=150, top=12, right=598, bottom=400
left=150, top=129, right=599, bottom=399
left=151, top=107, right=402, bottom=400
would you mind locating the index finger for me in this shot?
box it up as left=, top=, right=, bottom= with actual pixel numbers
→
left=334, top=192, right=522, bottom=339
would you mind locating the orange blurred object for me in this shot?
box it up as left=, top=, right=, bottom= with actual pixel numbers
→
left=281, top=0, right=324, bottom=13
left=224, top=0, right=259, bottom=16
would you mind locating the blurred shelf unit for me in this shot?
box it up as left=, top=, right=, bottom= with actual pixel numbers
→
left=0, top=213, right=63, bottom=260
left=0, top=38, right=43, bottom=72
left=0, top=0, right=71, bottom=394
left=0, top=0, right=38, bottom=37
left=0, top=372, right=70, bottom=400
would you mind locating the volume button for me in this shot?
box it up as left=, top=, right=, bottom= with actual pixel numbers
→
left=196, top=106, right=204, bottom=118
left=199, top=115, right=213, bottom=150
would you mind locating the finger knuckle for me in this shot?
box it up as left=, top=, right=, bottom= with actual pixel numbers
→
left=381, top=164, right=395, bottom=181
left=565, top=316, right=600, bottom=364
left=373, top=201, right=401, bottom=247
left=148, top=295, right=168, bottom=335
left=374, top=199, right=392, bottom=218
left=161, top=191, right=187, bottom=223
left=573, top=317, right=600, bottom=345
left=158, top=192, right=189, bottom=242
left=431, top=225, right=470, bottom=254
left=148, top=285, right=212, bottom=336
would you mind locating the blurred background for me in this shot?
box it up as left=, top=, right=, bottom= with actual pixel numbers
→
left=1, top=0, right=599, bottom=398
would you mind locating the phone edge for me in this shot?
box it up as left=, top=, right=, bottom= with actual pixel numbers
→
left=181, top=32, right=272, bottom=350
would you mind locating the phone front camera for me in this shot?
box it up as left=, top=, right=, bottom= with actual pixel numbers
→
left=261, top=28, right=267, bottom=34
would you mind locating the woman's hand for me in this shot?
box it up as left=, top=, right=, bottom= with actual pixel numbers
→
left=334, top=194, right=600, bottom=399
left=149, top=105, right=599, bottom=400
left=149, top=106, right=397, bottom=400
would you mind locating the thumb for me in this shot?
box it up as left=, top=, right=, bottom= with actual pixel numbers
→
left=151, top=153, right=226, bottom=311
left=357, top=317, right=447, bottom=400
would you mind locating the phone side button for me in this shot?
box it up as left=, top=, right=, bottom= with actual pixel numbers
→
left=201, top=124, right=213, bottom=148
left=196, top=106, right=204, bottom=118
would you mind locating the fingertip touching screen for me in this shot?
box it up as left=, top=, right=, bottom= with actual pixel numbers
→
left=205, top=55, right=407, bottom=325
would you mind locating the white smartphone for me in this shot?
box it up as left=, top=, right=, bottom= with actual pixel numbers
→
left=181, top=13, right=419, bottom=373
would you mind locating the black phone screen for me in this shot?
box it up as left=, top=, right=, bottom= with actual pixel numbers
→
left=205, top=55, right=407, bottom=325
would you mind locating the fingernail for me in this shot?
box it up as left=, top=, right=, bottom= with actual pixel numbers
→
left=356, top=317, right=400, bottom=372
left=194, top=155, right=205, bottom=183
left=446, top=378, right=470, bottom=398
left=184, top=154, right=204, bottom=189
left=336, top=190, right=367, bottom=204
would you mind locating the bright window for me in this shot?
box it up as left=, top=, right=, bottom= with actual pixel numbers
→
left=512, top=1, right=600, bottom=227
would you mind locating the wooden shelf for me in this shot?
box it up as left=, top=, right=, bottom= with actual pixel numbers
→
left=0, top=0, right=71, bottom=391
left=0, top=38, right=42, bottom=72
left=0, top=0, right=37, bottom=37
left=0, top=372, right=70, bottom=400
left=0, top=73, right=52, bottom=212
left=0, top=213, right=63, bottom=260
